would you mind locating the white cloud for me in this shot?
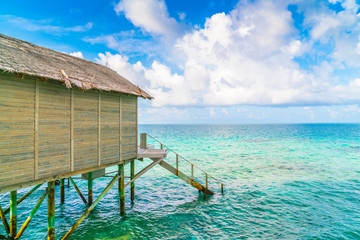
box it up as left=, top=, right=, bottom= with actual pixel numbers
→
left=344, top=105, right=360, bottom=112
left=115, top=0, right=184, bottom=39
left=97, top=0, right=360, bottom=108
left=302, top=0, right=360, bottom=67
left=69, top=51, right=84, bottom=58
left=2, top=15, right=93, bottom=34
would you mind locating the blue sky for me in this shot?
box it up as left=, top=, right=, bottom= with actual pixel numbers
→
left=1, top=0, right=360, bottom=124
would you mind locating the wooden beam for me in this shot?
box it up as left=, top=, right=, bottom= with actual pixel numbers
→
left=61, top=174, right=120, bottom=240
left=48, top=182, right=55, bottom=240
left=10, top=191, right=17, bottom=238
left=0, top=160, right=133, bottom=194
left=153, top=159, right=214, bottom=195
left=60, top=179, right=65, bottom=204
left=119, top=94, right=122, bottom=161
left=204, top=174, right=208, bottom=200
left=140, top=133, right=147, bottom=149
left=135, top=97, right=138, bottom=159
left=70, top=87, right=74, bottom=171
left=119, top=164, right=125, bottom=216
left=69, top=177, right=87, bottom=205
left=88, top=172, right=93, bottom=205
left=97, top=92, right=101, bottom=166
left=0, top=204, right=9, bottom=235
left=130, top=160, right=135, bottom=202
left=16, top=189, right=47, bottom=239
left=176, top=154, right=179, bottom=176
left=4, top=184, right=42, bottom=215
left=124, top=158, right=164, bottom=188
left=34, top=78, right=39, bottom=180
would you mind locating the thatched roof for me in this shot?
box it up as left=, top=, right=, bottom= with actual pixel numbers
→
left=0, top=34, right=152, bottom=99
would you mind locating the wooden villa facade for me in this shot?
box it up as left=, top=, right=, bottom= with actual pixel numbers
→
left=0, top=34, right=151, bottom=193
left=0, top=34, right=223, bottom=239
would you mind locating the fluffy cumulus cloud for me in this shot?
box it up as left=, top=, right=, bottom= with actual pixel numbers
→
left=101, top=0, right=360, bottom=107
left=69, top=51, right=84, bottom=58
left=115, top=0, right=185, bottom=39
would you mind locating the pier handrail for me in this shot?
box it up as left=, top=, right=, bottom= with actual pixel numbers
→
left=145, top=133, right=225, bottom=191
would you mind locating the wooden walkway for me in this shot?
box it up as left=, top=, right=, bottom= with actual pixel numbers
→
left=138, top=134, right=225, bottom=196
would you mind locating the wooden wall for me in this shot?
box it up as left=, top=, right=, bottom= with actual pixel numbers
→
left=0, top=72, right=138, bottom=190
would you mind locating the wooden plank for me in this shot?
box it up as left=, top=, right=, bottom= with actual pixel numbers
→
left=38, top=80, right=71, bottom=178
left=0, top=74, right=35, bottom=188
left=119, top=94, right=122, bottom=161
left=71, top=87, right=74, bottom=171
left=0, top=160, right=135, bottom=194
left=98, top=92, right=101, bottom=166
left=73, top=89, right=98, bottom=170
left=154, top=159, right=214, bottom=195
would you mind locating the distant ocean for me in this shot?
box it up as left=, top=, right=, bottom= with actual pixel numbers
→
left=1, top=124, right=360, bottom=239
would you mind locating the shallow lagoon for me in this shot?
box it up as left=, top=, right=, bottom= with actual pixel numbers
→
left=1, top=124, right=359, bottom=239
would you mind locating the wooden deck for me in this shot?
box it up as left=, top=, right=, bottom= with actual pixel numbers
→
left=137, top=147, right=168, bottom=159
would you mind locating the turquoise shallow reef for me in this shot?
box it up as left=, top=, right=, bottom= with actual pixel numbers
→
left=1, top=124, right=360, bottom=239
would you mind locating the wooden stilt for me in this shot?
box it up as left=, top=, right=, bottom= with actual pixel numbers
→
left=176, top=154, right=179, bottom=176
left=191, top=164, right=194, bottom=180
left=88, top=172, right=93, bottom=205
left=119, top=164, right=125, bottom=216
left=221, top=184, right=224, bottom=195
left=69, top=177, right=88, bottom=205
left=48, top=182, right=55, bottom=240
left=61, top=174, right=120, bottom=240
left=16, top=189, right=47, bottom=239
left=130, top=160, right=135, bottom=202
left=204, top=174, right=208, bottom=200
left=10, top=190, right=17, bottom=238
left=4, top=184, right=42, bottom=215
left=0, top=204, right=10, bottom=235
left=60, top=179, right=65, bottom=204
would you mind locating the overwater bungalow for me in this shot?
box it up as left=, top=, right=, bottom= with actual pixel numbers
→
left=0, top=34, right=223, bottom=239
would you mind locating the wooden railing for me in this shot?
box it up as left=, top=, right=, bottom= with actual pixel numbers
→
left=143, top=133, right=225, bottom=194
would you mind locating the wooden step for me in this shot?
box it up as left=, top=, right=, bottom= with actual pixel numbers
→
left=149, top=158, right=214, bottom=195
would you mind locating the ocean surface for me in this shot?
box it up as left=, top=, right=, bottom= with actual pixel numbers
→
left=1, top=124, right=360, bottom=239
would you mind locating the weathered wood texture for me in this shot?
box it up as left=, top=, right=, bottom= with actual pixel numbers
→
left=0, top=73, right=35, bottom=186
left=0, top=72, right=138, bottom=191
left=121, top=95, right=137, bottom=160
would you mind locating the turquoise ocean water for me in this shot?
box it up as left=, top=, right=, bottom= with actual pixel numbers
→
left=1, top=124, right=360, bottom=239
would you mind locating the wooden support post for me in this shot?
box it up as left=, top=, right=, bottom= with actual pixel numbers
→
left=69, top=177, right=88, bottom=205
left=176, top=154, right=179, bottom=176
left=16, top=189, right=47, bottom=239
left=88, top=172, right=93, bottom=205
left=97, top=93, right=101, bottom=167
left=34, top=78, right=39, bottom=180
left=160, top=143, right=163, bottom=149
left=62, top=174, right=120, bottom=240
left=191, top=164, right=194, bottom=180
left=204, top=174, right=208, bottom=200
left=10, top=191, right=17, bottom=238
left=4, top=184, right=42, bottom=215
left=118, top=164, right=125, bottom=216
left=0, top=204, right=9, bottom=235
left=130, top=160, right=135, bottom=202
left=221, top=184, right=224, bottom=195
left=70, top=88, right=74, bottom=172
left=140, top=133, right=147, bottom=149
left=48, top=182, right=55, bottom=240
left=60, top=179, right=65, bottom=204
